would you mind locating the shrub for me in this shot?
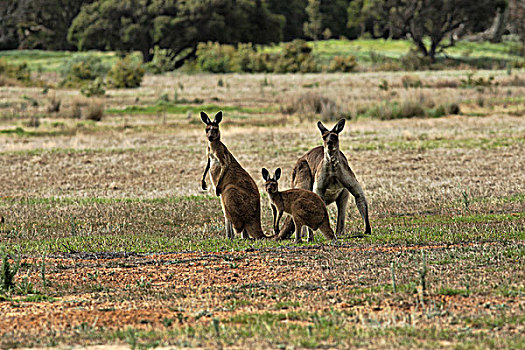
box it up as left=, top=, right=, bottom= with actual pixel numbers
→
left=1, top=252, right=21, bottom=292
left=284, top=92, right=342, bottom=120
left=399, top=48, right=432, bottom=71
left=0, top=59, right=32, bottom=84
left=365, top=100, right=460, bottom=120
left=460, top=72, right=495, bottom=88
left=273, top=40, right=319, bottom=73
left=47, top=95, right=61, bottom=113
left=60, top=55, right=110, bottom=87
left=246, top=52, right=276, bottom=73
left=80, top=77, right=106, bottom=97
left=70, top=100, right=83, bottom=119
left=196, top=42, right=237, bottom=73
left=401, top=75, right=422, bottom=88
left=106, top=55, right=145, bottom=88
left=145, top=47, right=176, bottom=74
left=367, top=100, right=425, bottom=120
left=327, top=55, right=357, bottom=72
left=85, top=100, right=104, bottom=121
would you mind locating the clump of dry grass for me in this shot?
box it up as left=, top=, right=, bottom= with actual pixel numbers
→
left=0, top=75, right=22, bottom=87
left=47, top=95, right=61, bottom=113
left=433, top=79, right=460, bottom=89
left=67, top=97, right=89, bottom=119
left=401, top=75, right=422, bottom=89
left=282, top=92, right=343, bottom=121
left=23, top=116, right=40, bottom=128
left=499, top=75, right=525, bottom=87
left=84, top=99, right=104, bottom=121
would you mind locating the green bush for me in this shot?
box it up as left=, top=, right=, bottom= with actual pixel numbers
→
left=399, top=48, right=432, bottom=71
left=0, top=58, right=32, bottom=84
left=80, top=77, right=106, bottom=97
left=60, top=55, right=110, bottom=87
left=196, top=42, right=237, bottom=73
left=326, top=55, right=357, bottom=72
left=273, top=40, right=319, bottom=73
left=106, top=55, right=145, bottom=88
left=146, top=47, right=176, bottom=74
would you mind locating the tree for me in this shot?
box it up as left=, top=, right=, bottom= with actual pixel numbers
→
left=266, top=0, right=308, bottom=41
left=0, top=1, right=20, bottom=49
left=347, top=0, right=393, bottom=38
left=508, top=0, right=525, bottom=56
left=69, top=0, right=284, bottom=66
left=1, top=0, right=93, bottom=50
left=319, top=0, right=351, bottom=39
left=303, top=0, right=322, bottom=41
left=349, top=0, right=505, bottom=61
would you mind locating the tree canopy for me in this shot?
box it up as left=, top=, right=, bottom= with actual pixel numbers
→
left=348, top=0, right=506, bottom=60
left=68, top=0, right=284, bottom=64
left=1, top=0, right=522, bottom=65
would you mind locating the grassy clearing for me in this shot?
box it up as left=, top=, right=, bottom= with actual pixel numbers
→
left=0, top=50, right=118, bottom=73
left=1, top=39, right=522, bottom=74
left=1, top=195, right=523, bottom=255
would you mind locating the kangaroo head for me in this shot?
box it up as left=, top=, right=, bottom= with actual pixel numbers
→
left=262, top=168, right=281, bottom=194
left=317, top=118, right=345, bottom=155
left=201, top=111, right=223, bottom=141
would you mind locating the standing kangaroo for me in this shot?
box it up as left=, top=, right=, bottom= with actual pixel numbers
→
left=262, top=168, right=336, bottom=243
left=277, top=119, right=371, bottom=240
left=201, top=111, right=268, bottom=239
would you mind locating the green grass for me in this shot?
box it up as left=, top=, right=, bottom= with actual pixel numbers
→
left=1, top=39, right=522, bottom=74
left=0, top=50, right=118, bottom=73
left=1, top=195, right=523, bottom=255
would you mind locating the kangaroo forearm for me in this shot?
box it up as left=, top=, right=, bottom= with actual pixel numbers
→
left=202, top=158, right=211, bottom=181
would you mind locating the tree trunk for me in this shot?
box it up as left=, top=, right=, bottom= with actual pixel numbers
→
left=173, top=46, right=197, bottom=70
left=141, top=48, right=153, bottom=63
left=490, top=7, right=509, bottom=43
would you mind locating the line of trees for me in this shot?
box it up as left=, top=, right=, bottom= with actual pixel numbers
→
left=1, top=0, right=523, bottom=66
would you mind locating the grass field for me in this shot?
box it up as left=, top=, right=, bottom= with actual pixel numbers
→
left=1, top=38, right=523, bottom=73
left=0, top=62, right=524, bottom=348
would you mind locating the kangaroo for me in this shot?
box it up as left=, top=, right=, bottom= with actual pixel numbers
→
left=201, top=111, right=269, bottom=239
left=262, top=168, right=336, bottom=243
left=277, top=119, right=371, bottom=240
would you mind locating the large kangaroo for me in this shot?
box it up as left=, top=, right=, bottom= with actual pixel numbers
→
left=200, top=111, right=268, bottom=239
left=262, top=167, right=336, bottom=243
left=277, top=119, right=371, bottom=240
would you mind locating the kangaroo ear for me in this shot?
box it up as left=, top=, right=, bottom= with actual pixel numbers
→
left=262, top=168, right=270, bottom=181
left=332, top=118, right=346, bottom=134
left=214, top=111, right=223, bottom=124
left=200, top=112, right=211, bottom=125
left=317, top=121, right=329, bottom=135
left=274, top=168, right=281, bottom=181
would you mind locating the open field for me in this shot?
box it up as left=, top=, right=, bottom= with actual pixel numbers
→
left=1, top=39, right=523, bottom=74
left=0, top=68, right=524, bottom=348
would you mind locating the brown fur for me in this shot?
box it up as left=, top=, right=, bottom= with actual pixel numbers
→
left=201, top=111, right=268, bottom=239
left=278, top=119, right=371, bottom=239
left=262, top=168, right=335, bottom=243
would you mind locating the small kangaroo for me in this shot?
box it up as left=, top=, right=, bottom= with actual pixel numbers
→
left=277, top=119, right=371, bottom=240
left=262, top=167, right=336, bottom=243
left=201, top=111, right=269, bottom=239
